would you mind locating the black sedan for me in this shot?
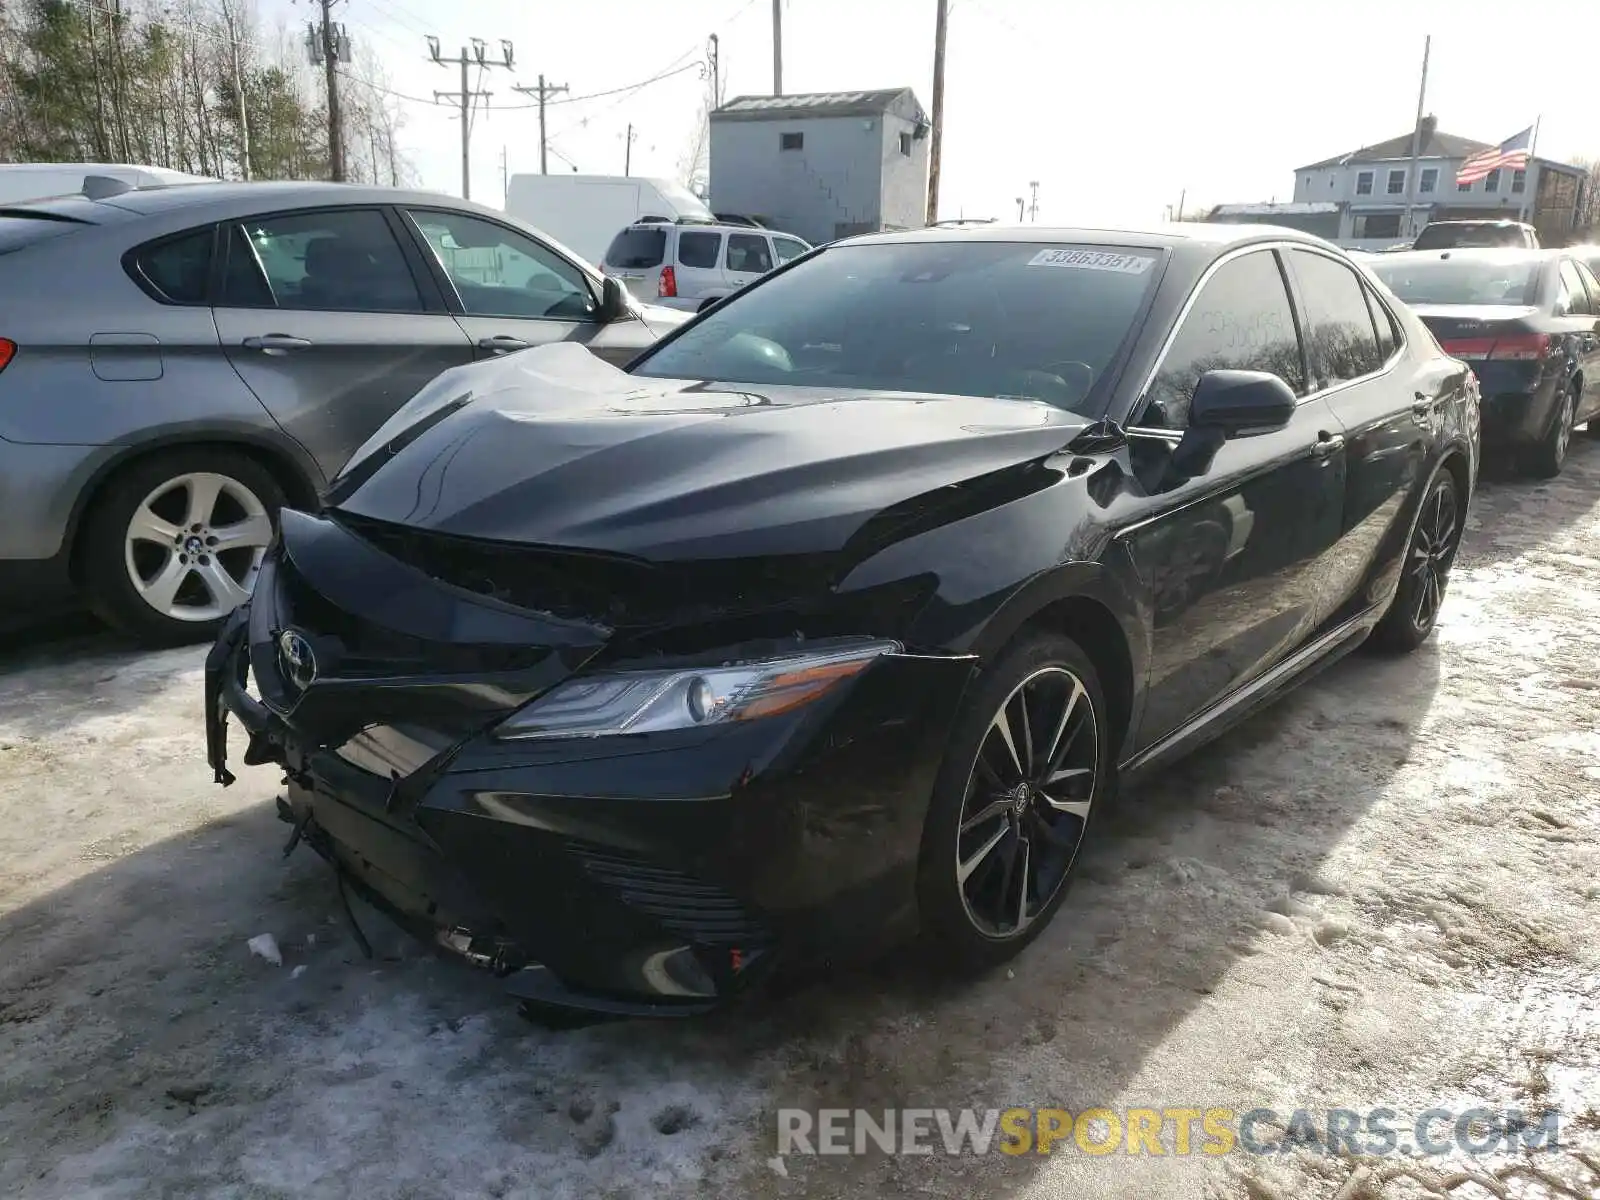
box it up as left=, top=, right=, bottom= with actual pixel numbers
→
left=1370, top=248, right=1600, bottom=476
left=206, top=225, right=1478, bottom=1019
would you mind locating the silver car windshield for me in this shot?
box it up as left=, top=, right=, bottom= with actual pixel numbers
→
left=630, top=240, right=1163, bottom=414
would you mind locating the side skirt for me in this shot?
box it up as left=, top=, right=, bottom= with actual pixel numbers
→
left=1117, top=606, right=1382, bottom=784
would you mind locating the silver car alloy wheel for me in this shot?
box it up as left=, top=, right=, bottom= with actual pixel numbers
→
left=955, top=665, right=1099, bottom=939
left=123, top=471, right=273, bottom=622
left=1554, top=386, right=1575, bottom=466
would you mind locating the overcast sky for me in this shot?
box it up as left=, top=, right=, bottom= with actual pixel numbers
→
left=263, top=0, right=1596, bottom=224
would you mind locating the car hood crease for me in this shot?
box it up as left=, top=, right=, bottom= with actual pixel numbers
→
left=333, top=343, right=1091, bottom=561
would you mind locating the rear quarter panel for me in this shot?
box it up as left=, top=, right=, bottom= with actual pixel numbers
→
left=0, top=221, right=282, bottom=449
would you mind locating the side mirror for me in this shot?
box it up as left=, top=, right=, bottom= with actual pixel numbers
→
left=1189, top=369, right=1297, bottom=437
left=1166, top=370, right=1296, bottom=484
left=595, top=274, right=630, bottom=324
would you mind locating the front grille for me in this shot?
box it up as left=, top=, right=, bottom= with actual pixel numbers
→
left=565, top=840, right=770, bottom=947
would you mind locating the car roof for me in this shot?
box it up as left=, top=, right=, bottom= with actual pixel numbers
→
left=622, top=220, right=803, bottom=238
left=1423, top=218, right=1533, bottom=228
left=81, top=180, right=503, bottom=218
left=842, top=221, right=1343, bottom=264
left=1370, top=247, right=1555, bottom=266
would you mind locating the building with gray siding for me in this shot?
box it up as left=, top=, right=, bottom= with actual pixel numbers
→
left=708, top=88, right=930, bottom=246
left=1210, top=117, right=1589, bottom=250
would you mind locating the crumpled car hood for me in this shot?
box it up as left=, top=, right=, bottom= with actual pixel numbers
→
left=331, top=343, right=1088, bottom=561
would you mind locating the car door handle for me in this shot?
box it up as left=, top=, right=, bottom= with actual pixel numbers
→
left=1411, top=395, right=1437, bottom=418
left=242, top=334, right=312, bottom=354
left=1310, top=431, right=1345, bottom=458
left=478, top=335, right=531, bottom=352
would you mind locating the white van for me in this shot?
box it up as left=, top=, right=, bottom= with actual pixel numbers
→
left=504, top=174, right=713, bottom=267
left=0, top=163, right=214, bottom=205
left=602, top=220, right=812, bottom=312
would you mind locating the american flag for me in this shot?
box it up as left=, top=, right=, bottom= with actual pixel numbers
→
left=1455, top=126, right=1534, bottom=185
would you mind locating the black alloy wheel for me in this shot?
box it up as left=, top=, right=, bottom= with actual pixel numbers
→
left=917, top=633, right=1110, bottom=970
left=1369, top=468, right=1461, bottom=654
left=1524, top=381, right=1577, bottom=479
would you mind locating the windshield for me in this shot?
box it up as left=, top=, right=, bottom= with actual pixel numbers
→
left=1371, top=257, right=1542, bottom=306
left=629, top=241, right=1163, bottom=413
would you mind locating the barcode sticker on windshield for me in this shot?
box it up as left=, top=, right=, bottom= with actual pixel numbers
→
left=1027, top=249, right=1155, bottom=274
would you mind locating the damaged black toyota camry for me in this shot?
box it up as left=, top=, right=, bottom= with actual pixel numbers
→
left=207, top=225, right=1478, bottom=1019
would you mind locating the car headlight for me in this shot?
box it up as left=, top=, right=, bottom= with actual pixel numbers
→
left=493, top=640, right=900, bottom=740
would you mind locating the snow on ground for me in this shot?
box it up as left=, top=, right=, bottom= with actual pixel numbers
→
left=2, top=444, right=1599, bottom=1199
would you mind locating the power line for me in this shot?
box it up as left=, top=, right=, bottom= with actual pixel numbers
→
left=424, top=36, right=516, bottom=201
left=495, top=60, right=705, bottom=112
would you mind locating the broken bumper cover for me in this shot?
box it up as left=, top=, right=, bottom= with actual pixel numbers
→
left=206, top=601, right=976, bottom=1017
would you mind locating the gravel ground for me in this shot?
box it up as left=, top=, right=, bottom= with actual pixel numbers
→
left=1, top=442, right=1597, bottom=1200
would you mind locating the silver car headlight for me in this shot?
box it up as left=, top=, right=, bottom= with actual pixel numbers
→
left=493, top=640, right=900, bottom=740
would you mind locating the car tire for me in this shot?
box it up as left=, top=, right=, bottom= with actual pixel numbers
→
left=916, top=631, right=1112, bottom=974
left=1522, top=381, right=1577, bottom=479
left=81, top=449, right=287, bottom=646
left=1368, top=467, right=1461, bottom=655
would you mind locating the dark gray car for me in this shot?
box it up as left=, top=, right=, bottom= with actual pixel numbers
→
left=0, top=181, right=685, bottom=643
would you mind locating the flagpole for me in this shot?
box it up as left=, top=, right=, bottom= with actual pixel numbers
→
left=1521, top=114, right=1542, bottom=224
left=1403, top=35, right=1431, bottom=241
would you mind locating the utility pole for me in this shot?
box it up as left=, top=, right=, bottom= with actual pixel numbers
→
left=511, top=75, right=570, bottom=176
left=1176, top=187, right=1186, bottom=222
left=771, top=0, right=783, bottom=95
left=305, top=1, right=351, bottom=181
left=924, top=0, right=949, bottom=226
left=624, top=124, right=638, bottom=176
left=500, top=145, right=508, bottom=203
left=1402, top=35, right=1430, bottom=241
left=1028, top=180, right=1039, bottom=222
left=428, top=36, right=515, bottom=199
left=708, top=34, right=721, bottom=107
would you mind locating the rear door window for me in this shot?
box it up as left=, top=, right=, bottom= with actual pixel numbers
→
left=726, top=234, right=774, bottom=274
left=128, top=228, right=214, bottom=304
left=677, top=231, right=722, bottom=269
left=605, top=227, right=666, bottom=268
left=772, top=236, right=809, bottom=263
left=227, top=209, right=424, bottom=313
left=1287, top=249, right=1384, bottom=387
left=1558, top=260, right=1593, bottom=315
left=1575, top=261, right=1600, bottom=312
left=1362, top=282, right=1400, bottom=361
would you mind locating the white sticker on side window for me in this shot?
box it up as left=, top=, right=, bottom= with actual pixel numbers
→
left=1027, top=248, right=1155, bottom=274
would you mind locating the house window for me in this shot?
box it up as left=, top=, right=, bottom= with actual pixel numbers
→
left=1304, top=175, right=1312, bottom=188
left=1386, top=168, right=1406, bottom=195
left=1353, top=213, right=1402, bottom=239
left=1356, top=171, right=1374, bottom=196
left=1420, top=167, right=1438, bottom=194
left=1485, top=168, right=1500, bottom=193
left=1512, top=168, right=1527, bottom=194
left=780, top=131, right=803, bottom=151
left=1457, top=176, right=1472, bottom=192
left=898, top=131, right=912, bottom=156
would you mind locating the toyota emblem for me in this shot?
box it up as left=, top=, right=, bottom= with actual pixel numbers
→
left=276, top=629, right=318, bottom=691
